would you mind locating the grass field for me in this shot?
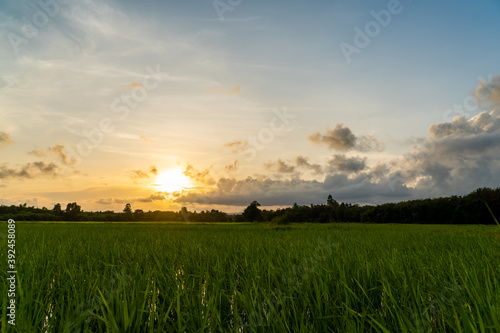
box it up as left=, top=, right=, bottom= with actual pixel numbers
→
left=1, top=222, right=500, bottom=332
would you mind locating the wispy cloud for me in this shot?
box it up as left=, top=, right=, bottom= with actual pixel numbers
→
left=0, top=132, right=13, bottom=148
left=264, top=159, right=295, bottom=173
left=224, top=160, right=239, bottom=174
left=130, top=165, right=158, bottom=179
left=29, top=144, right=77, bottom=166
left=224, top=140, right=249, bottom=154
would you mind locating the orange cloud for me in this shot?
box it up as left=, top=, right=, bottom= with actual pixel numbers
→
left=127, top=81, right=145, bottom=90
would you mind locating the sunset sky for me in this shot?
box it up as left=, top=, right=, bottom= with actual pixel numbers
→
left=1, top=0, right=500, bottom=213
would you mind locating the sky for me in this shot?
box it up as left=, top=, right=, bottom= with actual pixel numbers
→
left=0, top=0, right=499, bottom=213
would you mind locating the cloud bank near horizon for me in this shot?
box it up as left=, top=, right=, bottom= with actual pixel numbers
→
left=87, top=76, right=500, bottom=209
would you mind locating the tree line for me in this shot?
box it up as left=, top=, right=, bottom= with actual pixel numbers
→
left=1, top=187, right=499, bottom=225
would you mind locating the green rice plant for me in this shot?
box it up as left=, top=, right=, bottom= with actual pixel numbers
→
left=1, top=222, right=499, bottom=332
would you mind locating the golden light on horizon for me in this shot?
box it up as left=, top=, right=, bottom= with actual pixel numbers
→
left=152, top=169, right=192, bottom=193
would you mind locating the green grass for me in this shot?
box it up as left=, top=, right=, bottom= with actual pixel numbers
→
left=1, top=222, right=500, bottom=332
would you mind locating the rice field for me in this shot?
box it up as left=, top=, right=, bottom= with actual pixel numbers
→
left=1, top=222, right=500, bottom=332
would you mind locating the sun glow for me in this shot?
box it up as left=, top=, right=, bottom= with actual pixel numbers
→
left=153, top=169, right=192, bottom=193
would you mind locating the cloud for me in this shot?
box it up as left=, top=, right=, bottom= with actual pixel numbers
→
left=173, top=76, right=500, bottom=207
left=130, top=170, right=150, bottom=179
left=356, top=135, right=385, bottom=152
left=96, top=198, right=113, bottom=205
left=216, top=177, right=237, bottom=193
left=184, top=164, right=216, bottom=186
left=173, top=173, right=410, bottom=207
left=0, top=132, right=13, bottom=148
left=308, top=123, right=383, bottom=152
left=94, top=74, right=500, bottom=210
left=473, top=75, right=500, bottom=110
left=295, top=155, right=323, bottom=174
left=224, top=140, right=249, bottom=154
left=96, top=192, right=167, bottom=205
left=393, top=75, right=500, bottom=194
left=130, top=165, right=158, bottom=179
left=127, top=81, right=145, bottom=90
left=0, top=161, right=60, bottom=180
left=309, top=124, right=356, bottom=150
left=265, top=157, right=325, bottom=175
left=264, top=159, right=295, bottom=173
left=429, top=111, right=500, bottom=139
left=224, top=160, right=239, bottom=174
left=328, top=154, right=366, bottom=174
left=29, top=144, right=77, bottom=166
left=136, top=192, right=167, bottom=202
left=139, top=135, right=154, bottom=142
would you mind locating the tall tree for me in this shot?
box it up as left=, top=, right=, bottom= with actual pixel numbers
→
left=53, top=203, right=62, bottom=213
left=243, top=201, right=262, bottom=222
left=327, top=195, right=338, bottom=207
left=65, top=202, right=82, bottom=221
left=123, top=203, right=132, bottom=214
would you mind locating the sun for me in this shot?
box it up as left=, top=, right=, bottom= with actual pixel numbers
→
left=153, top=169, right=192, bottom=193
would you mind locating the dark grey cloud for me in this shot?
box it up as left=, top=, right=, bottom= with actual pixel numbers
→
left=309, top=123, right=356, bottom=150
left=295, top=155, right=323, bottom=174
left=217, top=177, right=237, bottom=194
left=327, top=154, right=366, bottom=174
left=309, top=123, right=383, bottom=152
left=173, top=173, right=410, bottom=207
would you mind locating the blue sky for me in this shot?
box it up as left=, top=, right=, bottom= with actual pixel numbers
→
left=1, top=0, right=499, bottom=212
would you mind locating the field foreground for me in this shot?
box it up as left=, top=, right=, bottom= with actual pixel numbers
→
left=1, top=222, right=500, bottom=332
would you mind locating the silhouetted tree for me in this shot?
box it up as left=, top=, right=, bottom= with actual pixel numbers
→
left=123, top=203, right=132, bottom=214
left=327, top=195, right=339, bottom=207
left=243, top=201, right=262, bottom=222
left=53, top=203, right=62, bottom=213
left=65, top=202, right=82, bottom=221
